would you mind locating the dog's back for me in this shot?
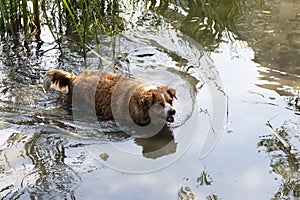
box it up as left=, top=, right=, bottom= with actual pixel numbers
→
left=43, top=69, right=126, bottom=117
left=74, top=70, right=123, bottom=116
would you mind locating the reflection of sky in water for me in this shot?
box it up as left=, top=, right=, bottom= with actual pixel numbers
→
left=209, top=38, right=277, bottom=200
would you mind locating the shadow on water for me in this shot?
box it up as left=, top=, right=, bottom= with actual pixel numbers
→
left=135, top=125, right=176, bottom=159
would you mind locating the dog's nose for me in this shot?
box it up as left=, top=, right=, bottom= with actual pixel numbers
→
left=168, top=108, right=176, bottom=116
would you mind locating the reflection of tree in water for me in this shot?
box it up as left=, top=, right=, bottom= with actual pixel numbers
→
left=197, top=169, right=213, bottom=186
left=145, top=0, right=243, bottom=51
left=285, top=96, right=300, bottom=116
left=178, top=168, right=219, bottom=199
left=178, top=187, right=219, bottom=200
left=258, top=120, right=300, bottom=199
left=178, top=186, right=196, bottom=200
left=237, top=0, right=300, bottom=96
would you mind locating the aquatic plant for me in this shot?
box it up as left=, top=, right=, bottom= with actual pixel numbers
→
left=0, top=0, right=39, bottom=38
left=0, top=0, right=122, bottom=58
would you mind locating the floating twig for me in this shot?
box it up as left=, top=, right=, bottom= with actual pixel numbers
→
left=266, top=121, right=291, bottom=150
left=84, top=44, right=133, bottom=76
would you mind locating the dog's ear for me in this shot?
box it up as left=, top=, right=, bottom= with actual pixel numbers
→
left=141, top=93, right=155, bottom=107
left=167, top=88, right=177, bottom=100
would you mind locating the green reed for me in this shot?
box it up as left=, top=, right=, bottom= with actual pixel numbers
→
left=0, top=0, right=121, bottom=59
left=53, top=0, right=121, bottom=58
left=0, top=0, right=39, bottom=39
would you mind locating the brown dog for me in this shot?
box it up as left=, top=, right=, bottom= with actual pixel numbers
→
left=43, top=69, right=176, bottom=125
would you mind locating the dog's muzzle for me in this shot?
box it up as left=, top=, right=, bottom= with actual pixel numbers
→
left=166, top=107, right=176, bottom=123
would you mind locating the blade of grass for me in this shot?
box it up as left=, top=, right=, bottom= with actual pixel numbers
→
left=61, top=0, right=83, bottom=44
left=22, top=0, right=28, bottom=39
left=32, top=0, right=40, bottom=33
left=0, top=0, right=9, bottom=32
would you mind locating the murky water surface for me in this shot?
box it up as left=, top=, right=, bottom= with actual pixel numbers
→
left=0, top=1, right=300, bottom=199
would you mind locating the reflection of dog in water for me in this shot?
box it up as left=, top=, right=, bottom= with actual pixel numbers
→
left=43, top=69, right=177, bottom=126
left=135, top=125, right=176, bottom=159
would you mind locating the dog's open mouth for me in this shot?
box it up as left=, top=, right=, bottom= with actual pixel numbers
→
left=166, top=115, right=174, bottom=123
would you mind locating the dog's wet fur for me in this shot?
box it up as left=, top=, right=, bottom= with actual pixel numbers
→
left=43, top=69, right=176, bottom=125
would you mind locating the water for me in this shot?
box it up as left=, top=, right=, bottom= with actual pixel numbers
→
left=0, top=1, right=300, bottom=199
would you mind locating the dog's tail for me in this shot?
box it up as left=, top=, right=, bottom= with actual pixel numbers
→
left=43, top=69, right=76, bottom=93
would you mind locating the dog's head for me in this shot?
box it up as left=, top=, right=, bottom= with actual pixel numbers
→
left=139, top=86, right=177, bottom=124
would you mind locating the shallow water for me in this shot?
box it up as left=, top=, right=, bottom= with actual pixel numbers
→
left=0, top=0, right=300, bottom=199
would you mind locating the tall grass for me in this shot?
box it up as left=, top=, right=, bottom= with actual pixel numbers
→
left=0, top=0, right=122, bottom=59
left=0, top=0, right=39, bottom=39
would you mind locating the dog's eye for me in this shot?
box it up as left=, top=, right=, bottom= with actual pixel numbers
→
left=159, top=102, right=165, bottom=107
